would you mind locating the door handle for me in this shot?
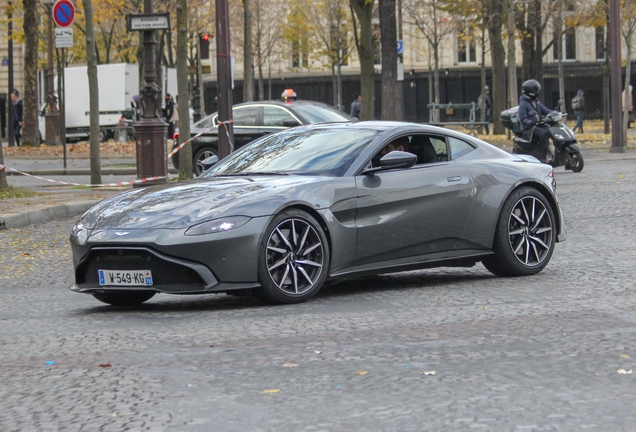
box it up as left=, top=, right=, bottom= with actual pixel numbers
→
left=447, top=176, right=462, bottom=182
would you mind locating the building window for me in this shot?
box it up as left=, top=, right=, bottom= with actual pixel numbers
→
left=292, top=37, right=309, bottom=68
left=553, top=24, right=577, bottom=61
left=457, top=22, right=476, bottom=64
left=595, top=26, right=606, bottom=60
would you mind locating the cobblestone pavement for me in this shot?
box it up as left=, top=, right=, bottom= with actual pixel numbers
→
left=1, top=159, right=636, bottom=431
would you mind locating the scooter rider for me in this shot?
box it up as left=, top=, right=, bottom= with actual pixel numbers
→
left=518, top=79, right=555, bottom=163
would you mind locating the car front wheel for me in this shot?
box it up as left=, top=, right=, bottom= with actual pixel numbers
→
left=254, top=209, right=330, bottom=304
left=483, top=187, right=556, bottom=277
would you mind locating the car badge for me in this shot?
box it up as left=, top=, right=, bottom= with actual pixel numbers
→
left=115, top=231, right=130, bottom=237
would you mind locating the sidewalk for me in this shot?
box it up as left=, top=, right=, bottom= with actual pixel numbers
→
left=2, top=148, right=636, bottom=230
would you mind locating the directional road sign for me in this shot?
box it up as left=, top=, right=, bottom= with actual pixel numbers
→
left=52, top=0, right=75, bottom=28
left=55, top=27, right=73, bottom=48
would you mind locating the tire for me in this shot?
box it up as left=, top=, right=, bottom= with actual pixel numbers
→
left=194, top=147, right=218, bottom=176
left=253, top=209, right=330, bottom=305
left=92, top=291, right=156, bottom=306
left=98, top=128, right=110, bottom=143
left=565, top=151, right=584, bottom=173
left=482, top=187, right=556, bottom=277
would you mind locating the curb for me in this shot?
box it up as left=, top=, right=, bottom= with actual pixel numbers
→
left=0, top=200, right=100, bottom=230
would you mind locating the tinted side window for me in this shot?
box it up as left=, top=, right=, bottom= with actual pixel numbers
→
left=263, top=107, right=297, bottom=127
left=232, top=107, right=259, bottom=127
left=449, top=137, right=476, bottom=159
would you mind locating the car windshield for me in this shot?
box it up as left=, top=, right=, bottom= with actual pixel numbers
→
left=201, top=128, right=377, bottom=177
left=292, top=104, right=355, bottom=124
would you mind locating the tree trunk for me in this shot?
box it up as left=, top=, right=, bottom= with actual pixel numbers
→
left=379, top=0, right=398, bottom=120
left=82, top=0, right=101, bottom=185
left=243, top=0, right=254, bottom=101
left=350, top=0, right=375, bottom=120
left=488, top=0, right=506, bottom=135
left=623, top=42, right=632, bottom=140
left=176, top=0, right=192, bottom=179
left=22, top=0, right=39, bottom=147
left=507, top=0, right=518, bottom=108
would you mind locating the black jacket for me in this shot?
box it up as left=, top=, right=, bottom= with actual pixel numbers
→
left=518, top=94, right=552, bottom=141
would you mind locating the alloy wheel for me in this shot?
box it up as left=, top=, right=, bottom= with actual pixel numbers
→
left=507, top=196, right=553, bottom=267
left=265, top=218, right=324, bottom=296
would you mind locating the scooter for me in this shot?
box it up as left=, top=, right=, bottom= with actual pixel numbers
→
left=501, top=107, right=584, bottom=173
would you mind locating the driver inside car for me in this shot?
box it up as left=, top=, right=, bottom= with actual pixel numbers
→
left=373, top=136, right=411, bottom=167
left=518, top=79, right=555, bottom=163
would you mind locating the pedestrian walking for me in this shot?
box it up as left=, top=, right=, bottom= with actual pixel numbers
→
left=350, top=93, right=361, bottom=120
left=11, top=89, right=23, bottom=147
left=571, top=89, right=585, bottom=133
left=478, top=86, right=492, bottom=135
left=624, top=85, right=634, bottom=129
left=163, top=93, right=176, bottom=139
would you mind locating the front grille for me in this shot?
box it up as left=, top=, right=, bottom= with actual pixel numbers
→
left=76, top=248, right=205, bottom=288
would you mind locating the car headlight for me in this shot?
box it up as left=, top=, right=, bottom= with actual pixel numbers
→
left=71, top=222, right=91, bottom=245
left=185, top=216, right=251, bottom=236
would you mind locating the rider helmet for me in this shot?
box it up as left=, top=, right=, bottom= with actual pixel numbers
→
left=522, top=79, right=541, bottom=99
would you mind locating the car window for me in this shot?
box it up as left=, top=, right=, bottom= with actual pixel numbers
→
left=232, top=107, right=259, bottom=127
left=195, top=116, right=214, bottom=129
left=203, top=128, right=378, bottom=177
left=448, top=137, right=476, bottom=159
left=263, top=107, right=297, bottom=127
left=290, top=104, right=354, bottom=124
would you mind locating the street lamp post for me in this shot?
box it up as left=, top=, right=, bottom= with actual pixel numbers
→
left=44, top=0, right=61, bottom=146
left=609, top=0, right=625, bottom=152
left=132, top=0, right=169, bottom=185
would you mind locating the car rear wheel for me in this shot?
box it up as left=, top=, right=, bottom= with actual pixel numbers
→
left=254, top=209, right=330, bottom=304
left=194, top=147, right=217, bottom=176
left=92, top=291, right=156, bottom=306
left=483, top=187, right=556, bottom=277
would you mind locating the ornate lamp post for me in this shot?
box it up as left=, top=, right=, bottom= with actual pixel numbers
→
left=130, top=0, right=169, bottom=185
left=44, top=0, right=61, bottom=145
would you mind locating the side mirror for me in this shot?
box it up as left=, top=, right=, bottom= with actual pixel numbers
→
left=362, top=151, right=417, bottom=175
left=201, top=155, right=219, bottom=170
left=283, top=119, right=300, bottom=127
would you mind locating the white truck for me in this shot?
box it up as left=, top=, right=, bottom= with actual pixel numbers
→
left=39, top=63, right=177, bottom=143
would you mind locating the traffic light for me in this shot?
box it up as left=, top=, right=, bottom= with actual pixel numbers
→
left=199, top=33, right=212, bottom=59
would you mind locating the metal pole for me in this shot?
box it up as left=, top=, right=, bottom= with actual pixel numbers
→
left=61, top=49, right=67, bottom=168
left=45, top=2, right=61, bottom=145
left=133, top=0, right=169, bottom=185
left=7, top=0, right=15, bottom=147
left=215, top=0, right=233, bottom=159
left=609, top=0, right=625, bottom=152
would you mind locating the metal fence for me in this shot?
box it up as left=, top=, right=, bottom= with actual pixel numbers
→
left=203, top=61, right=635, bottom=122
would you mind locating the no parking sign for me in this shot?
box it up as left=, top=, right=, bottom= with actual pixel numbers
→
left=52, top=0, right=75, bottom=28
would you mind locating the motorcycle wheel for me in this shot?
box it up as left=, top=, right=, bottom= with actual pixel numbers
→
left=565, top=151, right=584, bottom=173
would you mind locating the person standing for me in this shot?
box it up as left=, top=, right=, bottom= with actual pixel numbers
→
left=478, top=86, right=492, bottom=135
left=350, top=93, right=361, bottom=120
left=11, top=89, right=23, bottom=147
left=163, top=93, right=176, bottom=139
left=623, top=85, right=634, bottom=129
left=571, top=89, right=585, bottom=133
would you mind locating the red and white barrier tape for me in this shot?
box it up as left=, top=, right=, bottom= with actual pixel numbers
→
left=0, top=164, right=167, bottom=187
left=166, top=118, right=235, bottom=159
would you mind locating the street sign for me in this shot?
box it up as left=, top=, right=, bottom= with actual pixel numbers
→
left=55, top=27, right=73, bottom=48
left=397, top=40, right=403, bottom=55
left=127, top=13, right=170, bottom=31
left=52, top=0, right=75, bottom=28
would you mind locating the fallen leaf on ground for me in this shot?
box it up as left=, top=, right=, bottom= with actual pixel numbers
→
left=283, top=363, right=298, bottom=368
left=314, top=350, right=323, bottom=355
left=620, top=354, right=630, bottom=359
left=262, top=389, right=281, bottom=394
left=99, top=363, right=112, bottom=368
left=355, top=371, right=368, bottom=376
left=617, top=369, right=633, bottom=375
left=421, top=371, right=436, bottom=376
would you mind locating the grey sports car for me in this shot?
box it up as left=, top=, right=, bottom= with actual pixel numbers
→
left=70, top=121, right=566, bottom=306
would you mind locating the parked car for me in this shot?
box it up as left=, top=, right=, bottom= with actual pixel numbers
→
left=70, top=121, right=565, bottom=307
left=171, top=100, right=355, bottom=175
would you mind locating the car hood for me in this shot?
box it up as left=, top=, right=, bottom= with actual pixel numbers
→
left=79, top=176, right=327, bottom=230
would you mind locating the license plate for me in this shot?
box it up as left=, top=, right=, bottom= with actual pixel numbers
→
left=98, top=270, right=153, bottom=286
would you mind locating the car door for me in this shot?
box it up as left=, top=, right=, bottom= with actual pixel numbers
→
left=353, top=135, right=474, bottom=267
